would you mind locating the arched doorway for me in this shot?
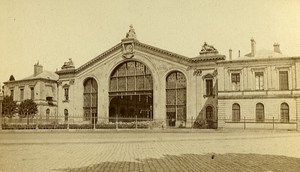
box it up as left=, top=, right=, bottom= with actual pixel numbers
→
left=109, top=61, right=153, bottom=122
left=206, top=106, right=214, bottom=128
left=83, top=78, right=98, bottom=124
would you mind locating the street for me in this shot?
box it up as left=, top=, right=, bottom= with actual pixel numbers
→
left=0, top=130, right=300, bottom=171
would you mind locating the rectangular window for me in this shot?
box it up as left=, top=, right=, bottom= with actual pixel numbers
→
left=10, top=89, right=14, bottom=99
left=20, top=88, right=24, bottom=101
left=64, top=88, right=69, bottom=101
left=231, top=73, right=240, bottom=91
left=30, top=87, right=34, bottom=100
left=206, top=79, right=213, bottom=96
left=279, top=71, right=288, bottom=90
left=255, top=72, right=264, bottom=90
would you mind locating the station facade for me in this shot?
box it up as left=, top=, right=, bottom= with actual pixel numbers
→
left=3, top=26, right=300, bottom=129
left=56, top=26, right=224, bottom=128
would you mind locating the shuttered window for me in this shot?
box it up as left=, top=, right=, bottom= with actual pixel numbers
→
left=279, top=71, right=288, bottom=90
left=232, top=103, right=240, bottom=122
left=206, top=79, right=213, bottom=96
left=256, top=103, right=264, bottom=122
left=231, top=73, right=240, bottom=91
left=20, top=88, right=24, bottom=101
left=30, top=87, right=34, bottom=100
left=280, top=103, right=289, bottom=123
left=255, top=72, right=264, bottom=90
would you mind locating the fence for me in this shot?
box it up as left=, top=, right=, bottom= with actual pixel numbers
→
left=0, top=115, right=198, bottom=130
left=224, top=117, right=297, bottom=130
left=0, top=115, right=297, bottom=131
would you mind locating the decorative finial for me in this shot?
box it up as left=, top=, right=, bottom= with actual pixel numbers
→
left=126, top=25, right=137, bottom=39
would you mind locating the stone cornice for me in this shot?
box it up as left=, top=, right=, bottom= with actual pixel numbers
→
left=56, top=40, right=226, bottom=76
left=217, top=56, right=300, bottom=64
left=3, top=78, right=56, bottom=85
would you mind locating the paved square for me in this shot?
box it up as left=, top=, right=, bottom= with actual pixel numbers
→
left=0, top=130, right=300, bottom=171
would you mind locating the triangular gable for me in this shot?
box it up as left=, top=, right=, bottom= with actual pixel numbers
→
left=57, top=39, right=225, bottom=75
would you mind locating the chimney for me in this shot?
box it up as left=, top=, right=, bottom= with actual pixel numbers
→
left=251, top=38, right=256, bottom=57
left=34, top=62, right=43, bottom=76
left=273, top=43, right=281, bottom=53
left=229, top=49, right=232, bottom=60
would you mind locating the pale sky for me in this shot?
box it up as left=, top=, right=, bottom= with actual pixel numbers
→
left=1, top=0, right=300, bottom=86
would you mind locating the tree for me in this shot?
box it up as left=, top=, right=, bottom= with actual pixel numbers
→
left=9, top=75, right=15, bottom=81
left=19, top=99, right=38, bottom=125
left=2, top=95, right=17, bottom=118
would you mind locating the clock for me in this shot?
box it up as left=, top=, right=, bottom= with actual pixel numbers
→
left=125, top=44, right=133, bottom=53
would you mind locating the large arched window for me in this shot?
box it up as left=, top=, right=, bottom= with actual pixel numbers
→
left=109, top=61, right=152, bottom=93
left=83, top=78, right=98, bottom=121
left=256, top=103, right=264, bottom=122
left=166, top=71, right=186, bottom=126
left=232, top=103, right=240, bottom=122
left=109, top=61, right=153, bottom=121
left=280, top=103, right=289, bottom=123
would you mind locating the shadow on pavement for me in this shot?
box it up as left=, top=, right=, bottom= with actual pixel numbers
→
left=54, top=153, right=300, bottom=172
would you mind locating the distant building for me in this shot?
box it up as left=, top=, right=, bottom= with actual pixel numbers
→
left=217, top=39, right=300, bottom=129
left=3, top=63, right=58, bottom=120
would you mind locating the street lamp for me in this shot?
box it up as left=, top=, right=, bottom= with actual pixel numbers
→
left=0, top=92, right=3, bottom=130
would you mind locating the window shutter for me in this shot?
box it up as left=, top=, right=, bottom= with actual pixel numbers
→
left=279, top=71, right=288, bottom=90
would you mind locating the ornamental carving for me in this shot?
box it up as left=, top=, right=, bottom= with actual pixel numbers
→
left=122, top=42, right=135, bottom=59
left=199, top=42, right=218, bottom=55
left=125, top=25, right=137, bottom=39
left=213, top=69, right=218, bottom=76
left=69, top=79, right=75, bottom=85
left=193, top=69, right=202, bottom=76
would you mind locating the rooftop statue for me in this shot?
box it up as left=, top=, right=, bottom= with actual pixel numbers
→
left=126, top=25, right=137, bottom=39
left=61, top=58, right=75, bottom=69
left=199, top=42, right=218, bottom=55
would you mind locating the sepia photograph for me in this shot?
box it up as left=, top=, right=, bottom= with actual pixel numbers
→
left=1, top=0, right=300, bottom=171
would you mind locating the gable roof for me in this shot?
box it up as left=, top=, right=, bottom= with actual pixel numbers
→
left=57, top=40, right=225, bottom=75
left=4, top=70, right=58, bottom=84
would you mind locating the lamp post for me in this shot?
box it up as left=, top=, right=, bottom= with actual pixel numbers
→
left=0, top=92, right=3, bottom=130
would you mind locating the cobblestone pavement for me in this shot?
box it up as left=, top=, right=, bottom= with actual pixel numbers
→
left=0, top=130, right=300, bottom=172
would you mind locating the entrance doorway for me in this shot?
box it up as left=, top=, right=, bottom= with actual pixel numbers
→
left=109, top=95, right=153, bottom=122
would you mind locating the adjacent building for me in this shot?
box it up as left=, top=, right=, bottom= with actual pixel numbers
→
left=217, top=39, right=300, bottom=129
left=3, top=63, right=58, bottom=121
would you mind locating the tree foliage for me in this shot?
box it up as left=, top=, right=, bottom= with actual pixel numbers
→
left=9, top=75, right=15, bottom=81
left=18, top=99, right=38, bottom=118
left=2, top=95, right=17, bottom=118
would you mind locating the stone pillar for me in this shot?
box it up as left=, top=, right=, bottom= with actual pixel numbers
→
left=297, top=98, right=300, bottom=131
left=217, top=100, right=226, bottom=129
